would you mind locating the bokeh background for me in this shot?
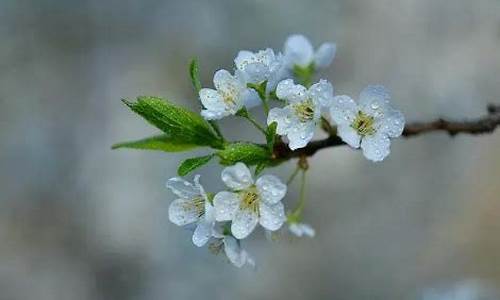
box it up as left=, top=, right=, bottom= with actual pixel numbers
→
left=1, top=0, right=500, bottom=299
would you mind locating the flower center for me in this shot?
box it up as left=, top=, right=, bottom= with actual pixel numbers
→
left=239, top=186, right=260, bottom=214
left=223, top=94, right=237, bottom=107
left=293, top=99, right=315, bottom=122
left=183, top=196, right=205, bottom=218
left=351, top=111, right=376, bottom=136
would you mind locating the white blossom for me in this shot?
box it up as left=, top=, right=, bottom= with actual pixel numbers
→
left=166, top=175, right=215, bottom=247
left=234, top=48, right=289, bottom=92
left=283, top=34, right=336, bottom=69
left=288, top=222, right=315, bottom=238
left=267, top=79, right=334, bottom=150
left=212, top=229, right=255, bottom=268
left=329, top=85, right=405, bottom=162
left=213, top=163, right=287, bottom=240
left=199, top=69, right=259, bottom=120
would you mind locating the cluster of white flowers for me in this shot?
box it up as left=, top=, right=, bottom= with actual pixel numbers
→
left=165, top=34, right=406, bottom=268
left=199, top=34, right=405, bottom=162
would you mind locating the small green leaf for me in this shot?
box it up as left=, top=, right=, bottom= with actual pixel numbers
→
left=189, top=58, right=202, bottom=92
left=123, top=96, right=224, bottom=149
left=178, top=154, right=214, bottom=176
left=112, top=134, right=199, bottom=152
left=217, top=142, right=271, bottom=166
left=266, top=122, right=277, bottom=152
left=254, top=162, right=267, bottom=176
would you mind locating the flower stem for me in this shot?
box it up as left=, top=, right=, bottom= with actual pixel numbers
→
left=287, top=164, right=301, bottom=185
left=291, top=169, right=307, bottom=217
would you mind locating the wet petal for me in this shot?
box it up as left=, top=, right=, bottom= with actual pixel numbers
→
left=330, top=95, right=358, bottom=126
left=361, top=133, right=391, bottom=162
left=377, top=107, right=405, bottom=138
left=242, top=88, right=261, bottom=109
left=267, top=106, right=294, bottom=135
left=231, top=209, right=259, bottom=239
left=213, top=191, right=240, bottom=221
left=287, top=121, right=316, bottom=150
left=201, top=109, right=230, bottom=120
left=314, top=42, right=336, bottom=68
left=192, top=220, right=213, bottom=247
left=221, top=162, right=253, bottom=190
left=234, top=50, right=256, bottom=70
left=284, top=34, right=314, bottom=67
left=276, top=79, right=308, bottom=103
left=308, top=79, right=334, bottom=107
left=256, top=175, right=287, bottom=205
left=213, top=69, right=242, bottom=96
left=259, top=202, right=285, bottom=231
left=168, top=198, right=200, bottom=226
left=337, top=124, right=361, bottom=148
left=166, top=177, right=200, bottom=199
left=289, top=223, right=315, bottom=237
left=223, top=236, right=247, bottom=268
left=359, top=85, right=391, bottom=118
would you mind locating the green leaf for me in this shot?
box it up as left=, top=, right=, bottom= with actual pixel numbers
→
left=112, top=134, right=199, bottom=152
left=189, top=58, right=202, bottom=92
left=123, top=96, right=224, bottom=149
left=178, top=154, right=214, bottom=176
left=254, top=162, right=267, bottom=176
left=217, top=142, right=271, bottom=166
left=266, top=122, right=277, bottom=152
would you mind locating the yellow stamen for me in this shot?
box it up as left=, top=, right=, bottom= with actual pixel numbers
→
left=351, top=111, right=376, bottom=136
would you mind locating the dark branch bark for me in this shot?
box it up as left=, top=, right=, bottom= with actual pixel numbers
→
left=273, top=104, right=500, bottom=159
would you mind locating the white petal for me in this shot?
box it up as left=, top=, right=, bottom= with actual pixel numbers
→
left=259, top=202, right=285, bottom=231
left=223, top=236, right=246, bottom=268
left=201, top=109, right=229, bottom=120
left=314, top=43, right=336, bottom=68
left=256, top=175, right=287, bottom=205
left=276, top=79, right=307, bottom=103
left=231, top=209, right=259, bottom=239
left=377, top=107, right=405, bottom=138
left=284, top=34, right=314, bottom=67
left=221, top=162, right=253, bottom=190
left=337, top=124, right=361, bottom=148
left=308, top=79, right=334, bottom=107
left=267, top=106, right=294, bottom=135
left=213, top=191, right=240, bottom=221
left=192, top=220, right=213, bottom=247
left=199, top=88, right=225, bottom=110
left=287, top=121, right=316, bottom=150
left=168, top=198, right=200, bottom=226
left=242, top=88, right=261, bottom=109
left=289, top=223, right=315, bottom=237
left=330, top=95, right=358, bottom=126
left=213, top=69, right=242, bottom=96
left=361, top=133, right=391, bottom=162
left=166, top=177, right=200, bottom=199
left=255, top=48, right=276, bottom=66
left=242, top=62, right=269, bottom=83
left=359, top=85, right=391, bottom=118
left=234, top=50, right=256, bottom=70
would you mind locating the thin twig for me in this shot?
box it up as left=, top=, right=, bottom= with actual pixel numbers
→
left=273, top=104, right=500, bottom=159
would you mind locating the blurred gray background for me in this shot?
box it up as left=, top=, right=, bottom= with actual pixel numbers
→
left=1, top=0, right=500, bottom=299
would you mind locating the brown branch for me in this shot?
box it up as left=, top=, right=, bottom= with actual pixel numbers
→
left=273, top=104, right=500, bottom=159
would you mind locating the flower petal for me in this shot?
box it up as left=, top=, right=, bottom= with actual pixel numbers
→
left=256, top=175, right=287, bottom=205
left=308, top=79, right=334, bottom=107
left=276, top=79, right=308, bottom=103
left=234, top=50, right=256, bottom=70
left=213, top=191, right=240, bottom=221
left=242, top=62, right=270, bottom=84
left=201, top=109, right=230, bottom=120
left=287, top=121, right=316, bottom=150
left=359, top=85, right=391, bottom=118
left=242, top=88, right=261, bottom=109
left=289, top=223, right=315, bottom=237
left=168, top=198, right=200, bottom=226
left=213, top=69, right=243, bottom=96
left=284, top=34, right=314, bottom=68
left=259, top=201, right=285, bottom=231
left=221, top=162, right=253, bottom=190
left=337, top=124, right=361, bottom=148
left=166, top=177, right=200, bottom=199
left=377, top=107, right=405, bottom=138
left=267, top=106, right=294, bottom=135
left=330, top=95, right=358, bottom=126
left=223, top=236, right=247, bottom=268
left=361, top=133, right=391, bottom=162
left=192, top=220, right=213, bottom=247
left=231, top=209, right=259, bottom=239
left=314, top=42, right=336, bottom=68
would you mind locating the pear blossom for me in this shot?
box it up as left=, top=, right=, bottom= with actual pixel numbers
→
left=213, top=163, right=287, bottom=240
left=234, top=48, right=289, bottom=92
left=288, top=222, right=315, bottom=238
left=167, top=175, right=215, bottom=247
left=211, top=228, right=255, bottom=268
left=329, top=85, right=405, bottom=162
left=199, top=69, right=259, bottom=120
left=283, top=34, right=336, bottom=69
left=267, top=79, right=334, bottom=150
